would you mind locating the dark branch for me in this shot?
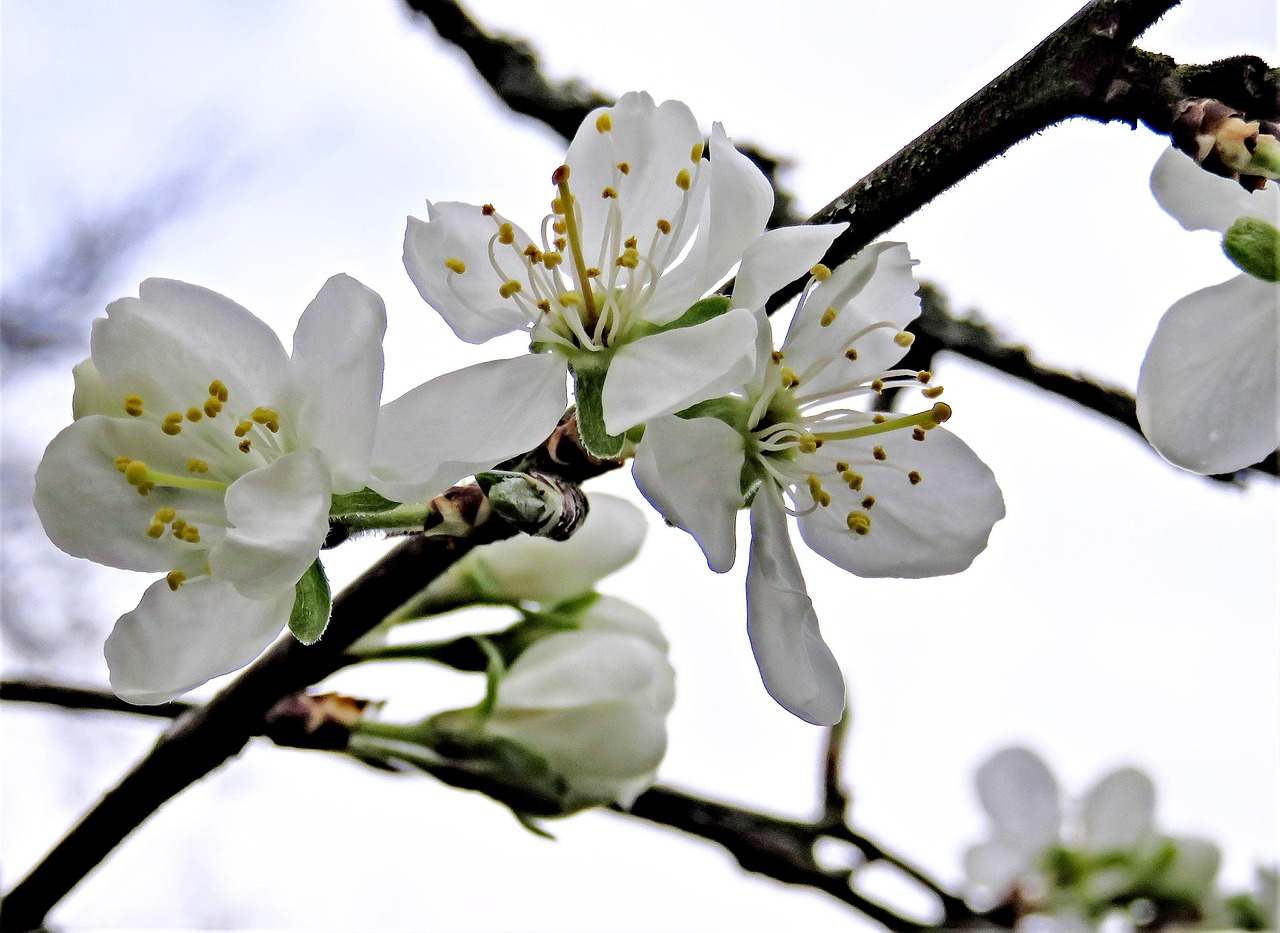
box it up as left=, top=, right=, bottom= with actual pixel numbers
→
left=0, top=681, right=191, bottom=721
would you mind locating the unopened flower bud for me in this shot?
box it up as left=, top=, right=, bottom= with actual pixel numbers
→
left=1171, top=97, right=1280, bottom=189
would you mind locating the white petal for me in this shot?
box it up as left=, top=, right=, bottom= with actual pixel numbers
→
left=1078, top=767, right=1155, bottom=851
left=745, top=488, right=845, bottom=726
left=499, top=630, right=673, bottom=712
left=632, top=415, right=745, bottom=573
left=403, top=205, right=534, bottom=344
left=602, top=308, right=757, bottom=433
left=784, top=242, right=921, bottom=400
left=963, top=839, right=1035, bottom=896
left=731, top=223, right=848, bottom=313
left=288, top=274, right=386, bottom=493
left=975, top=747, right=1062, bottom=851
left=798, top=427, right=1005, bottom=578
left=209, top=450, right=331, bottom=600
left=1151, top=147, right=1279, bottom=232
left=105, top=576, right=292, bottom=704
left=369, top=353, right=567, bottom=503
left=34, top=415, right=227, bottom=572
left=71, top=358, right=114, bottom=420
left=90, top=279, right=290, bottom=415
left=576, top=595, right=669, bottom=652
left=426, top=493, right=647, bottom=605
left=1137, top=274, right=1279, bottom=474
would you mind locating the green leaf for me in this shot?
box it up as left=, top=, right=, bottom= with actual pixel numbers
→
left=329, top=487, right=402, bottom=517
left=632, top=295, right=732, bottom=338
left=570, top=359, right=625, bottom=458
left=288, top=559, right=332, bottom=645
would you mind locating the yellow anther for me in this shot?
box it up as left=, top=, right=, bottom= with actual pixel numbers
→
left=871, top=414, right=886, bottom=424
left=536, top=299, right=551, bottom=313
left=872, top=446, right=887, bottom=461
left=624, top=236, right=638, bottom=250
left=929, top=402, right=952, bottom=423
left=155, top=507, right=177, bottom=523
left=861, top=496, right=877, bottom=510
left=912, top=428, right=927, bottom=441
left=656, top=219, right=672, bottom=234
left=208, top=380, right=229, bottom=401
left=181, top=526, right=201, bottom=544
left=844, top=348, right=859, bottom=361
left=895, top=331, right=915, bottom=348
left=498, top=279, right=523, bottom=299
left=917, top=370, right=932, bottom=384
left=820, top=307, right=838, bottom=327
left=203, top=397, right=223, bottom=418
left=250, top=407, right=279, bottom=426
left=185, top=407, right=203, bottom=422
left=841, top=470, right=863, bottom=491
left=771, top=350, right=785, bottom=364
left=165, top=570, right=187, bottom=591
left=870, top=379, right=885, bottom=394
left=552, top=219, right=566, bottom=235
left=523, top=244, right=541, bottom=259
left=675, top=169, right=692, bottom=191
left=616, top=248, right=641, bottom=269
left=234, top=420, right=253, bottom=438
left=780, top=367, right=800, bottom=388
left=542, top=252, right=563, bottom=269
left=557, top=292, right=584, bottom=308
left=798, top=433, right=821, bottom=453
left=908, top=471, right=923, bottom=486
left=497, top=223, right=515, bottom=245
left=554, top=237, right=567, bottom=251
left=551, top=197, right=566, bottom=215
left=445, top=257, right=467, bottom=274
left=690, top=142, right=704, bottom=162
left=161, top=413, right=183, bottom=436
left=617, top=161, right=630, bottom=174
left=123, top=395, right=144, bottom=417
left=834, top=460, right=849, bottom=472
left=922, top=385, right=945, bottom=399
left=846, top=511, right=872, bottom=536
left=115, top=456, right=133, bottom=472
left=810, top=263, right=832, bottom=281
left=481, top=204, right=496, bottom=216
left=171, top=519, right=187, bottom=537
left=238, top=439, right=252, bottom=453
left=585, top=267, right=601, bottom=277
left=186, top=458, right=209, bottom=473
left=146, top=521, right=165, bottom=539
left=595, top=112, right=612, bottom=133
left=124, top=461, right=150, bottom=486
left=601, top=186, right=618, bottom=199
left=806, top=474, right=832, bottom=507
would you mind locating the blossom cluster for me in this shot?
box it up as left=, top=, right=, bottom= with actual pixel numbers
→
left=38, top=91, right=1011, bottom=729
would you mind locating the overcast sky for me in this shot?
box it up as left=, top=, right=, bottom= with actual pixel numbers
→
left=2, top=1, right=1276, bottom=930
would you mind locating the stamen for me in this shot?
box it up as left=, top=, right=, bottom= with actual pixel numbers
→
left=841, top=470, right=863, bottom=491
left=481, top=204, right=496, bottom=216
left=595, top=113, right=612, bottom=133
left=690, top=143, right=704, bottom=162
left=861, top=496, right=876, bottom=509
left=845, top=348, right=859, bottom=361
left=917, top=371, right=932, bottom=384
left=798, top=433, right=822, bottom=453
left=846, top=511, right=872, bottom=535
left=617, top=161, right=630, bottom=174
left=601, top=187, right=618, bottom=199
left=239, top=439, right=252, bottom=453
left=656, top=219, right=672, bottom=234
left=912, top=428, right=926, bottom=441
left=922, top=385, right=945, bottom=399
left=444, top=258, right=466, bottom=274
left=124, top=395, right=144, bottom=417
left=203, top=398, right=223, bottom=418
left=871, top=414, right=886, bottom=424
left=234, top=420, right=253, bottom=438
left=771, top=350, right=785, bottom=364
left=146, top=521, right=166, bottom=539
left=894, top=332, right=915, bottom=347
left=872, top=446, right=887, bottom=460
left=208, top=380, right=229, bottom=403
left=161, top=413, right=184, bottom=436
left=165, top=570, right=187, bottom=591
left=820, top=307, right=838, bottom=327
left=780, top=367, right=801, bottom=388
left=497, top=223, right=515, bottom=245
left=810, top=264, right=832, bottom=281
left=675, top=169, right=691, bottom=191
left=186, top=459, right=208, bottom=473
left=499, top=280, right=523, bottom=299
left=185, top=408, right=203, bottom=422
left=155, top=507, right=176, bottom=523
left=908, top=471, right=923, bottom=485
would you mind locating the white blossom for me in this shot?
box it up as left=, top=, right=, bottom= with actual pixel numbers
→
left=402, top=91, right=775, bottom=455
left=634, top=231, right=1004, bottom=724
left=1137, top=147, right=1279, bottom=474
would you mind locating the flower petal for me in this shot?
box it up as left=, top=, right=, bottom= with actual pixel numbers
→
left=209, top=450, right=331, bottom=600
left=798, top=426, right=1005, bottom=578
left=90, top=279, right=290, bottom=416
left=499, top=630, right=674, bottom=712
left=1151, top=147, right=1279, bottom=233
left=1079, top=767, right=1155, bottom=851
left=975, top=747, right=1062, bottom=851
left=602, top=308, right=757, bottom=433
left=105, top=576, right=293, bottom=704
left=71, top=358, right=114, bottom=420
left=632, top=414, right=745, bottom=573
left=745, top=487, right=845, bottom=726
left=577, top=594, right=669, bottom=652
left=403, top=204, right=534, bottom=344
left=34, top=415, right=228, bottom=572
left=784, top=242, right=921, bottom=401
left=369, top=353, right=567, bottom=503
left=731, top=223, right=848, bottom=314
left=963, top=839, right=1035, bottom=899
left=288, top=274, right=386, bottom=494
left=1137, top=273, right=1279, bottom=474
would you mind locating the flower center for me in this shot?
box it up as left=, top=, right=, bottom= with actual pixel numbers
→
left=444, top=112, right=705, bottom=353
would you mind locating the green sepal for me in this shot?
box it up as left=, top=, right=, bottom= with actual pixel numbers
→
left=1223, top=216, right=1280, bottom=282
left=475, top=472, right=553, bottom=530
left=676, top=395, right=753, bottom=433
left=288, top=559, right=332, bottom=645
left=631, top=295, right=732, bottom=338
left=569, top=357, right=625, bottom=458
left=329, top=487, right=401, bottom=517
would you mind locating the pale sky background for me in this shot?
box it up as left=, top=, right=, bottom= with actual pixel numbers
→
left=1, top=1, right=1277, bottom=930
